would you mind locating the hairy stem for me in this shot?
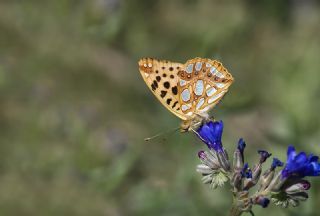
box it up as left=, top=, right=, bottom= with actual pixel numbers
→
left=229, top=191, right=251, bottom=216
left=229, top=202, right=243, bottom=216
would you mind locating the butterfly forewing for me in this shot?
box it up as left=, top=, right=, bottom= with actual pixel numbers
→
left=138, top=58, right=189, bottom=120
left=177, top=58, right=233, bottom=117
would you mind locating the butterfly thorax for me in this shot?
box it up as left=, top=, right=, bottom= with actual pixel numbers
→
left=180, top=112, right=211, bottom=133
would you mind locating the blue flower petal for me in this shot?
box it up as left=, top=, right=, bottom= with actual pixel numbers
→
left=308, top=155, right=319, bottom=162
left=287, top=145, right=296, bottom=161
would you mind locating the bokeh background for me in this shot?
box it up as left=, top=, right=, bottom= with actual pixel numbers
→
left=0, top=0, right=320, bottom=215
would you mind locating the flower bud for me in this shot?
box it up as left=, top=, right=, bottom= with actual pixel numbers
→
left=258, top=168, right=275, bottom=192
left=196, top=164, right=213, bottom=175
left=217, top=149, right=231, bottom=172
left=288, top=199, right=299, bottom=207
left=241, top=163, right=252, bottom=179
left=231, top=171, right=242, bottom=191
left=244, top=164, right=261, bottom=190
left=257, top=150, right=272, bottom=164
left=198, top=150, right=220, bottom=170
left=259, top=158, right=283, bottom=192
left=267, top=171, right=286, bottom=192
left=237, top=138, right=246, bottom=154
left=289, top=192, right=308, bottom=201
left=271, top=158, right=284, bottom=170
left=252, top=163, right=262, bottom=181
left=233, top=150, right=243, bottom=171
left=285, top=180, right=311, bottom=194
left=253, top=196, right=270, bottom=208
left=201, top=174, right=213, bottom=184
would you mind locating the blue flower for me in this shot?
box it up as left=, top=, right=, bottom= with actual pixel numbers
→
left=271, top=157, right=284, bottom=170
left=257, top=150, right=272, bottom=163
left=281, top=145, right=320, bottom=178
left=196, top=120, right=223, bottom=152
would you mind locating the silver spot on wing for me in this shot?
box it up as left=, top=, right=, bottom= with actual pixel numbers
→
left=195, top=80, right=204, bottom=96
left=206, top=87, right=217, bottom=97
left=208, top=91, right=225, bottom=104
left=186, top=64, right=193, bottom=74
left=195, top=62, right=202, bottom=71
left=196, top=98, right=205, bottom=110
left=181, top=89, right=191, bottom=102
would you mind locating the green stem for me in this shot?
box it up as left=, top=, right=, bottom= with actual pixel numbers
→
left=229, top=202, right=243, bottom=216
left=229, top=191, right=251, bottom=216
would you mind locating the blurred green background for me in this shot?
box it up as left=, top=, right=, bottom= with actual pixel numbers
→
left=0, top=0, right=319, bottom=215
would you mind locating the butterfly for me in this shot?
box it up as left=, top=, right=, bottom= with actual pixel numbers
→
left=138, top=57, right=234, bottom=133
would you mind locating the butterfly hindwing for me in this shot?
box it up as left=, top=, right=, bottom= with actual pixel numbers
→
left=177, top=58, right=234, bottom=117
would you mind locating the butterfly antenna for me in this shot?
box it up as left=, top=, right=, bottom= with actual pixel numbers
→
left=144, top=127, right=180, bottom=142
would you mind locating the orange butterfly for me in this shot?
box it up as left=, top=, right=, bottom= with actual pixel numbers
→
left=138, top=57, right=234, bottom=133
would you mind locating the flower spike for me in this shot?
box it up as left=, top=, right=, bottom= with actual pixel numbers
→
left=195, top=121, right=320, bottom=215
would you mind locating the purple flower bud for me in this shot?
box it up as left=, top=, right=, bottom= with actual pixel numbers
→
left=197, top=150, right=220, bottom=169
left=198, top=150, right=206, bottom=160
left=236, top=138, right=246, bottom=164
left=237, top=138, right=246, bottom=154
left=285, top=180, right=311, bottom=194
left=271, top=158, right=284, bottom=170
left=254, top=196, right=270, bottom=208
left=257, top=150, right=272, bottom=163
left=301, top=181, right=311, bottom=190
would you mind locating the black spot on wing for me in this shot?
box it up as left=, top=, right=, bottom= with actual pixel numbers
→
left=163, top=82, right=170, bottom=89
left=153, top=80, right=158, bottom=88
left=151, top=84, right=156, bottom=91
left=172, top=86, right=178, bottom=95
left=172, top=101, right=178, bottom=108
left=160, top=91, right=167, bottom=98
